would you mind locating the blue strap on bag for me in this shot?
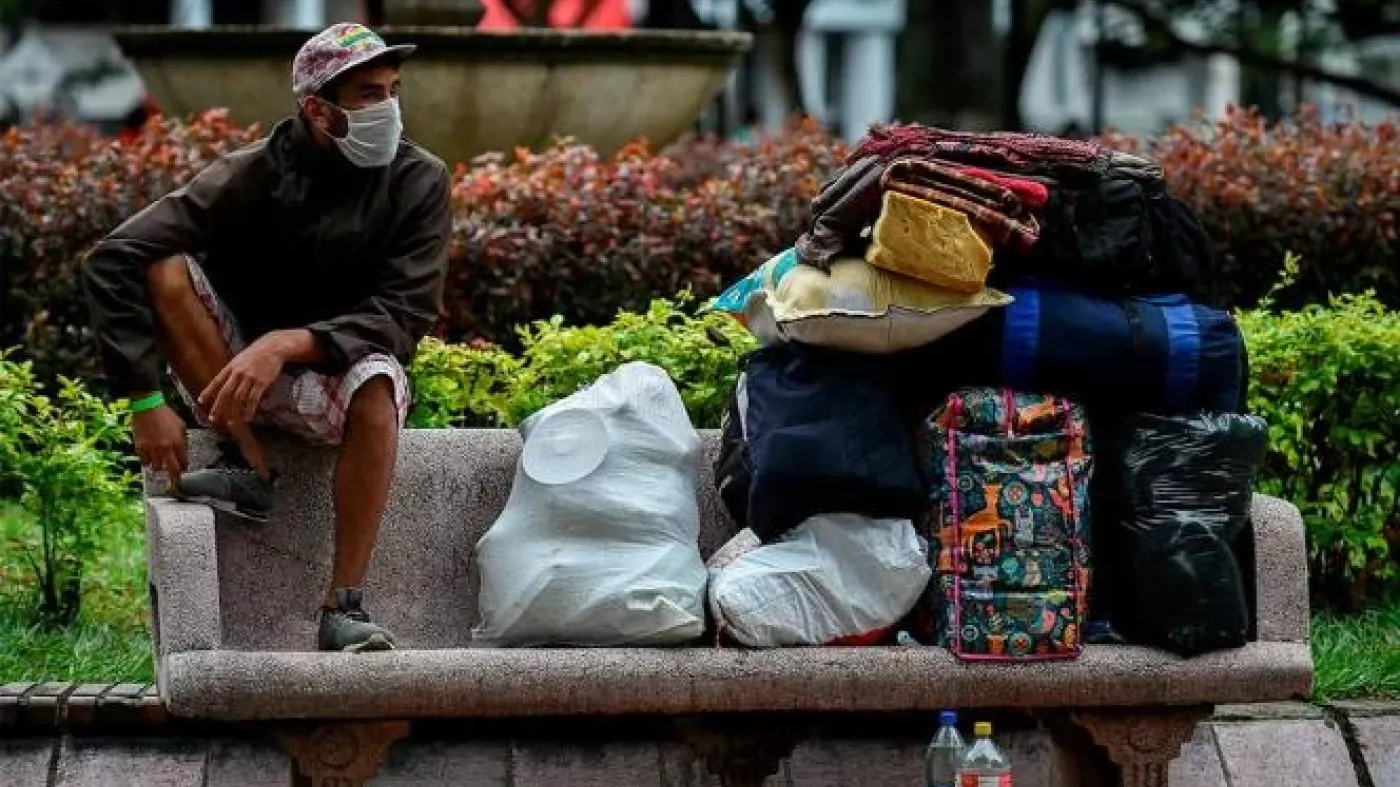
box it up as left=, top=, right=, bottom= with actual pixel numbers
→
left=1161, top=301, right=1202, bottom=412
left=1001, top=287, right=1041, bottom=390
left=999, top=286, right=1239, bottom=414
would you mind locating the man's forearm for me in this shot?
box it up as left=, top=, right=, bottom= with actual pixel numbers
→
left=261, top=328, right=325, bottom=365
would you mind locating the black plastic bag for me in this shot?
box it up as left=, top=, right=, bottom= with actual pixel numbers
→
left=1119, top=412, right=1268, bottom=656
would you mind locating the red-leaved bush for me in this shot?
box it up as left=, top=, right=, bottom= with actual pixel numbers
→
left=448, top=122, right=840, bottom=341
left=1105, top=105, right=1400, bottom=309
left=0, top=114, right=840, bottom=384
left=4, top=106, right=1397, bottom=386
left=0, top=110, right=263, bottom=382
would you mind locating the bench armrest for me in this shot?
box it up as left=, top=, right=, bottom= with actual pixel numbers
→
left=146, top=499, right=223, bottom=654
left=1250, top=494, right=1310, bottom=643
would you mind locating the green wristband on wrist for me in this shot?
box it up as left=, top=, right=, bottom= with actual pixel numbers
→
left=129, top=392, right=166, bottom=413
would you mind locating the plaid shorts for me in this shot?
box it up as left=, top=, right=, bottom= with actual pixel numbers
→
left=172, top=256, right=410, bottom=447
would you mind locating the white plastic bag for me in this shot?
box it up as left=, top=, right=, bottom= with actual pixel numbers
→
left=473, top=362, right=709, bottom=646
left=707, top=515, right=931, bottom=647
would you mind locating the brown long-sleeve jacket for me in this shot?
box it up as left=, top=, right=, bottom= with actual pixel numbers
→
left=83, top=116, right=452, bottom=395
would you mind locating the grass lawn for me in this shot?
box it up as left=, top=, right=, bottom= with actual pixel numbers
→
left=2, top=503, right=1398, bottom=700
left=0, top=614, right=153, bottom=683
left=1312, top=605, right=1400, bottom=701
left=0, top=501, right=153, bottom=683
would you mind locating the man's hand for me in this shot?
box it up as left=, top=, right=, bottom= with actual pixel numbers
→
left=132, top=404, right=189, bottom=478
left=200, top=334, right=290, bottom=429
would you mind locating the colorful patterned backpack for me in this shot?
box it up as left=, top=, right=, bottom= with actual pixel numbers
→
left=918, top=388, right=1093, bottom=661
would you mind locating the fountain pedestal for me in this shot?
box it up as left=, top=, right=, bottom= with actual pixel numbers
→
left=115, top=25, right=751, bottom=163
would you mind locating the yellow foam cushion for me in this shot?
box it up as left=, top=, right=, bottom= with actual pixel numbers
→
left=865, top=190, right=993, bottom=294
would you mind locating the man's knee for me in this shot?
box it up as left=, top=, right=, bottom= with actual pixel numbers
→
left=347, top=375, right=399, bottom=433
left=146, top=255, right=193, bottom=311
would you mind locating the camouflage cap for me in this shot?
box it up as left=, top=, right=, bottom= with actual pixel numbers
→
left=291, top=23, right=416, bottom=97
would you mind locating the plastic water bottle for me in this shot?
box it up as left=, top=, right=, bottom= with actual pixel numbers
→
left=925, top=710, right=966, bottom=787
left=957, top=721, right=1012, bottom=786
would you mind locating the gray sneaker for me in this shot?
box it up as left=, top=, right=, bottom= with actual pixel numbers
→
left=175, top=443, right=274, bottom=522
left=318, top=588, right=396, bottom=653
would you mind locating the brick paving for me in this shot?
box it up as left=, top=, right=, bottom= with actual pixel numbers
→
left=1, top=685, right=1396, bottom=786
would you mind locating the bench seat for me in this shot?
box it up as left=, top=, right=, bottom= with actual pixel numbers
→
left=164, top=641, right=1312, bottom=721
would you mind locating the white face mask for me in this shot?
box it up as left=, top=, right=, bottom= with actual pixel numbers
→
left=326, top=97, right=402, bottom=168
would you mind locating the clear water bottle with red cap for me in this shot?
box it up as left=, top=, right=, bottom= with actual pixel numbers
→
left=925, top=710, right=966, bottom=787
left=957, top=721, right=1012, bottom=786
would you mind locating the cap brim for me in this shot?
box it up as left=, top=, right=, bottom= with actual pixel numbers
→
left=320, top=43, right=417, bottom=90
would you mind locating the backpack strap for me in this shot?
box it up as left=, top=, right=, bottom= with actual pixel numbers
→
left=1161, top=302, right=1202, bottom=412
left=946, top=393, right=965, bottom=653
left=1059, top=398, right=1090, bottom=639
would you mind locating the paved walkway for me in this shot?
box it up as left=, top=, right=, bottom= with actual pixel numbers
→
left=1173, top=701, right=1399, bottom=786
left=1, top=687, right=1397, bottom=785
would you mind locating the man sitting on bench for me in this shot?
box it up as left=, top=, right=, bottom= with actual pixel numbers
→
left=82, top=23, right=450, bottom=653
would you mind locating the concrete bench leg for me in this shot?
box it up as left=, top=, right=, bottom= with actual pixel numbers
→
left=1073, top=707, right=1212, bottom=787
left=274, top=719, right=410, bottom=786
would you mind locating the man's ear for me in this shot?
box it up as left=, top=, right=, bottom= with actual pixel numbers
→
left=300, top=95, right=324, bottom=127
left=301, top=95, right=347, bottom=138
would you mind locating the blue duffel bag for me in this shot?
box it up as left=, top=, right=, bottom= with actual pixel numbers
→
left=901, top=282, right=1248, bottom=415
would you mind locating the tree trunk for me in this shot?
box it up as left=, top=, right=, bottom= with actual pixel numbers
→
left=1238, top=8, right=1286, bottom=120
left=770, top=0, right=815, bottom=116
left=916, top=0, right=1001, bottom=129
left=212, top=0, right=258, bottom=24
left=1242, top=66, right=1285, bottom=119
left=1002, top=0, right=1054, bottom=130
left=771, top=25, right=804, bottom=114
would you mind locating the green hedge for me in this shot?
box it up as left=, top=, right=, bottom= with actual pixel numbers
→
left=1237, top=258, right=1400, bottom=609
left=408, top=293, right=755, bottom=431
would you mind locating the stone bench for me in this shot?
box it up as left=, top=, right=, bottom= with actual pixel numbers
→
left=144, top=429, right=1313, bottom=786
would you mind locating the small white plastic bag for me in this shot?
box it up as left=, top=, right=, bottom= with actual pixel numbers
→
left=708, top=515, right=931, bottom=647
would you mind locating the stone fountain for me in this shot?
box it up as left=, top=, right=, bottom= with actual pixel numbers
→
left=113, top=22, right=751, bottom=164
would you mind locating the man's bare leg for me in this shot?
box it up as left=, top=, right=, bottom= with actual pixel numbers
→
left=316, top=375, right=399, bottom=651
left=324, top=375, right=399, bottom=608
left=146, top=256, right=267, bottom=474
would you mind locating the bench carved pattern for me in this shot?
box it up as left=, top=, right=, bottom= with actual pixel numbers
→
left=275, top=719, right=410, bottom=786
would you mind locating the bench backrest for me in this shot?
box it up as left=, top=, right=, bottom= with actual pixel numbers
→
left=187, top=428, right=1265, bottom=652
left=189, top=429, right=738, bottom=651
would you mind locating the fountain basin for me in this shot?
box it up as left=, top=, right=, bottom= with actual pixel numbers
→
left=114, top=26, right=752, bottom=164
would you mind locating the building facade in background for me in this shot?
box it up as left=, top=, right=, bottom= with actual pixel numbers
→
left=0, top=0, right=1395, bottom=136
